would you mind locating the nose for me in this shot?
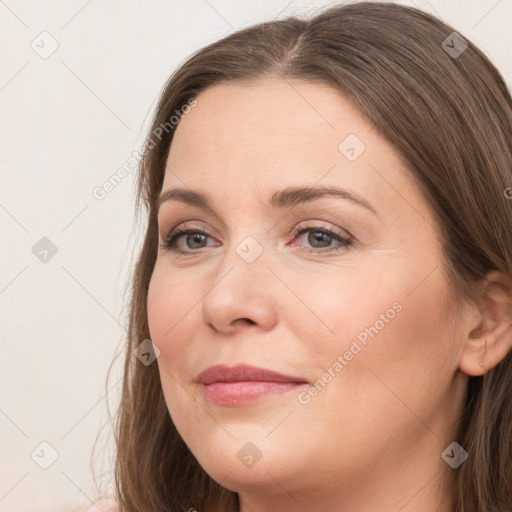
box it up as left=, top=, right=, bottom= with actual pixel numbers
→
left=201, top=237, right=279, bottom=334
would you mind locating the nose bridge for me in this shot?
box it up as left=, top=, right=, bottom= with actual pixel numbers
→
left=212, top=212, right=284, bottom=284
left=214, top=231, right=269, bottom=289
left=233, top=231, right=267, bottom=267
left=219, top=198, right=272, bottom=268
left=208, top=201, right=280, bottom=289
left=201, top=228, right=279, bottom=332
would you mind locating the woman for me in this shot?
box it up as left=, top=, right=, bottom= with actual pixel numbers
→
left=106, top=2, right=512, bottom=511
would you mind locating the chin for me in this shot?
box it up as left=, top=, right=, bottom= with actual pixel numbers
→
left=199, top=453, right=290, bottom=494
left=188, top=432, right=310, bottom=490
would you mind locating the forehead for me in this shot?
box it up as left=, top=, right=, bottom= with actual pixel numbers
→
left=167, top=79, right=375, bottom=169
left=163, top=78, right=433, bottom=227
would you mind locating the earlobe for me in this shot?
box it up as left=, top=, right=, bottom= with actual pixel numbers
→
left=458, top=271, right=512, bottom=377
left=459, top=338, right=487, bottom=377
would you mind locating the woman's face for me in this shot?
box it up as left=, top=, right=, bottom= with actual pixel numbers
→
left=147, top=79, right=469, bottom=509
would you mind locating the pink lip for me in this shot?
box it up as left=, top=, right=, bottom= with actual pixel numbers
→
left=196, top=364, right=308, bottom=406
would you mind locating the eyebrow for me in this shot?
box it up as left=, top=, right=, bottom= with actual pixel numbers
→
left=156, top=185, right=378, bottom=217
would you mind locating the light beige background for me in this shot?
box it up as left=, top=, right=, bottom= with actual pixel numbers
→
left=0, top=0, right=510, bottom=510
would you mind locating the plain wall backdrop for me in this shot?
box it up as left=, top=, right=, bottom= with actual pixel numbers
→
left=0, top=0, right=510, bottom=510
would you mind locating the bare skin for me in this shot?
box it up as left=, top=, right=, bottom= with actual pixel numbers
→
left=147, top=78, right=512, bottom=512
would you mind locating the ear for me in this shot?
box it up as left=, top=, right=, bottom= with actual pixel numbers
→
left=459, top=270, right=512, bottom=376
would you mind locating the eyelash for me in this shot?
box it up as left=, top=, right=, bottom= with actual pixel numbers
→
left=159, top=224, right=352, bottom=255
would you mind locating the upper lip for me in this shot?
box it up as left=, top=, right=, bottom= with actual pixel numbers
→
left=196, top=363, right=308, bottom=385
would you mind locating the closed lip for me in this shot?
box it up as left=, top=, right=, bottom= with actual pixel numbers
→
left=196, top=363, right=308, bottom=385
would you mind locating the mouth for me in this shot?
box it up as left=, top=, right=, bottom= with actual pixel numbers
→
left=196, top=363, right=309, bottom=406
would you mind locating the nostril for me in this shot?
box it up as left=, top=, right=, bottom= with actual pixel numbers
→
left=235, top=318, right=256, bottom=326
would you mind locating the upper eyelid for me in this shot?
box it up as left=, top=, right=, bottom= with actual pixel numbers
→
left=161, top=219, right=351, bottom=242
left=157, top=211, right=234, bottom=235
left=156, top=193, right=376, bottom=234
left=157, top=205, right=354, bottom=232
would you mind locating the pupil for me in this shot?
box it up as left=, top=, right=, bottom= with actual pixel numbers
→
left=309, top=231, right=330, bottom=247
left=189, top=233, right=206, bottom=248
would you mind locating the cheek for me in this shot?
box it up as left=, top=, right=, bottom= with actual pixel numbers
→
left=293, top=263, right=457, bottom=402
left=285, top=269, right=458, bottom=464
left=324, top=270, right=457, bottom=421
left=147, top=268, right=204, bottom=432
left=147, top=267, right=197, bottom=366
left=279, top=264, right=405, bottom=362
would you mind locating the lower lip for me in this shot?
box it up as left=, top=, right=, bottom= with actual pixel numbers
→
left=201, top=381, right=307, bottom=406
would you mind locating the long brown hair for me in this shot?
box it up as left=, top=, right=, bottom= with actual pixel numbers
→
left=107, top=2, right=512, bottom=510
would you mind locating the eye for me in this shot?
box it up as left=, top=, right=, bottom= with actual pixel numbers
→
left=159, top=222, right=353, bottom=255
left=160, top=226, right=217, bottom=253
left=290, top=224, right=352, bottom=253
